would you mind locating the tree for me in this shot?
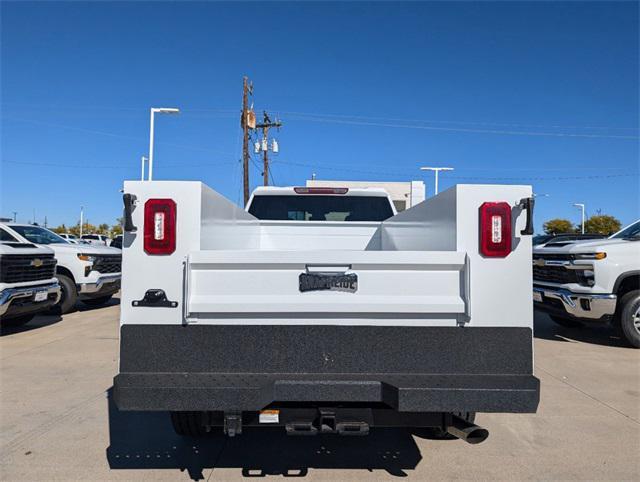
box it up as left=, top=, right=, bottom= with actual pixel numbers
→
left=97, top=223, right=110, bottom=235
left=543, top=218, right=574, bottom=235
left=51, top=224, right=67, bottom=234
left=111, top=223, right=123, bottom=236
left=583, top=215, right=621, bottom=235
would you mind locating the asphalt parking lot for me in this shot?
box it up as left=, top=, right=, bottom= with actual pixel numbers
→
left=1, top=297, right=638, bottom=481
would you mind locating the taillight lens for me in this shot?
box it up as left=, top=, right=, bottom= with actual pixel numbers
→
left=479, top=202, right=512, bottom=257
left=144, top=199, right=176, bottom=255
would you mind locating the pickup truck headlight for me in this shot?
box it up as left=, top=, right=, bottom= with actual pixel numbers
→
left=77, top=254, right=97, bottom=263
left=575, top=252, right=606, bottom=260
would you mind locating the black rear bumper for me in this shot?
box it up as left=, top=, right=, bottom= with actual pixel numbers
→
left=113, top=325, right=539, bottom=414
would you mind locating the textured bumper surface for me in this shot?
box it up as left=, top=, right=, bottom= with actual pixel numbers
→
left=114, top=324, right=540, bottom=413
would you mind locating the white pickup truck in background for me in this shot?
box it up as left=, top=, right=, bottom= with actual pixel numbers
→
left=4, top=224, right=122, bottom=314
left=0, top=224, right=61, bottom=327
left=533, top=220, right=640, bottom=347
left=114, top=181, right=539, bottom=442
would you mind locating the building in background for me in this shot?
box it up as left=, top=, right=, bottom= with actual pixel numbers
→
left=305, top=179, right=425, bottom=212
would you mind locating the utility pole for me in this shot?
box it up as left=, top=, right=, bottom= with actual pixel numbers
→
left=255, top=111, right=282, bottom=186
left=12, top=211, right=17, bottom=222
left=241, top=76, right=254, bottom=205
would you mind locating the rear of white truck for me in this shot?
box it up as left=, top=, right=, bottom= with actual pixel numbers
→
left=113, top=181, right=539, bottom=442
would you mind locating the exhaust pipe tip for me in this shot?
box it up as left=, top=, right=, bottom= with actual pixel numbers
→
left=446, top=415, right=490, bottom=444
left=462, top=427, right=489, bottom=444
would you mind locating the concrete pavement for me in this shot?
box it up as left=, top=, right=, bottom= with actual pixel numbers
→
left=1, top=298, right=638, bottom=480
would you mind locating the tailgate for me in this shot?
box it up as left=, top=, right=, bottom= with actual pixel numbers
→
left=185, top=250, right=468, bottom=322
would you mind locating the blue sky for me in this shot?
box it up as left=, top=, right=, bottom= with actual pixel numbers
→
left=1, top=1, right=638, bottom=232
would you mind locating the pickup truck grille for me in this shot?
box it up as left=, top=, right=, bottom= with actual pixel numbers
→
left=93, top=254, right=122, bottom=274
left=532, top=254, right=579, bottom=284
left=0, top=254, right=57, bottom=283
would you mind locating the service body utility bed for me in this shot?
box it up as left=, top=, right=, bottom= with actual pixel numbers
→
left=114, top=181, right=539, bottom=437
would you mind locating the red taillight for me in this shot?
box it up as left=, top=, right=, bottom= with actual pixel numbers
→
left=293, top=187, right=349, bottom=195
left=144, top=199, right=176, bottom=255
left=479, top=202, right=512, bottom=257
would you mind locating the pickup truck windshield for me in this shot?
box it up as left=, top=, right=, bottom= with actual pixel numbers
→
left=248, top=195, right=394, bottom=221
left=10, top=226, right=68, bottom=245
left=611, top=220, right=640, bottom=240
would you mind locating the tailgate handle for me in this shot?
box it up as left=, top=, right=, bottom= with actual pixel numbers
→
left=518, top=197, right=535, bottom=236
left=123, top=193, right=137, bottom=232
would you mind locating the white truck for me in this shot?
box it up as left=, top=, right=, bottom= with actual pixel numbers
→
left=3, top=224, right=122, bottom=313
left=0, top=225, right=61, bottom=326
left=113, top=182, right=539, bottom=442
left=533, top=220, right=640, bottom=347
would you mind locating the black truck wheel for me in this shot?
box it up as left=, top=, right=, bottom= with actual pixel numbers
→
left=82, top=295, right=113, bottom=307
left=619, top=290, right=640, bottom=348
left=170, top=411, right=209, bottom=437
left=549, top=314, right=583, bottom=329
left=55, top=274, right=78, bottom=314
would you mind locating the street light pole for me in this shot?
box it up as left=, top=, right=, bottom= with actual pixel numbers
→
left=573, top=203, right=585, bottom=234
left=420, top=166, right=454, bottom=195
left=141, top=156, right=148, bottom=181
left=80, top=206, right=84, bottom=237
left=148, top=107, right=180, bottom=181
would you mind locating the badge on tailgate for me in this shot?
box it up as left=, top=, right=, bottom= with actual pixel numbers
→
left=299, top=272, right=358, bottom=293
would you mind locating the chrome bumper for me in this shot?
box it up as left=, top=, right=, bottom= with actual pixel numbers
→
left=0, top=282, right=61, bottom=317
left=78, top=274, right=121, bottom=294
left=533, top=286, right=617, bottom=320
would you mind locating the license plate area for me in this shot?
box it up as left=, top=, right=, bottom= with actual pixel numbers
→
left=299, top=272, right=358, bottom=293
left=34, top=290, right=48, bottom=302
left=532, top=290, right=543, bottom=303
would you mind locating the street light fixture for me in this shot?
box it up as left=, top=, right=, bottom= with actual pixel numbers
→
left=420, top=166, right=454, bottom=195
left=573, top=203, right=585, bottom=234
left=148, top=107, right=180, bottom=181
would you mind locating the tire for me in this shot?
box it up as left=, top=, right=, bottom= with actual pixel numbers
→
left=1, top=314, right=34, bottom=327
left=55, top=274, right=78, bottom=314
left=82, top=295, right=113, bottom=307
left=618, top=290, right=640, bottom=348
left=413, top=412, right=475, bottom=440
left=550, top=314, right=584, bottom=329
left=170, top=411, right=209, bottom=437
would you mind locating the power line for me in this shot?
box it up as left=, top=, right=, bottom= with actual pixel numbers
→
left=279, top=115, right=639, bottom=140
left=2, top=116, right=237, bottom=156
left=273, top=109, right=640, bottom=132
left=272, top=159, right=639, bottom=181
left=5, top=102, right=637, bottom=132
left=2, top=159, right=237, bottom=169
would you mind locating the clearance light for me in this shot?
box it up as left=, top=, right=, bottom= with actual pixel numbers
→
left=294, top=187, right=349, bottom=195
